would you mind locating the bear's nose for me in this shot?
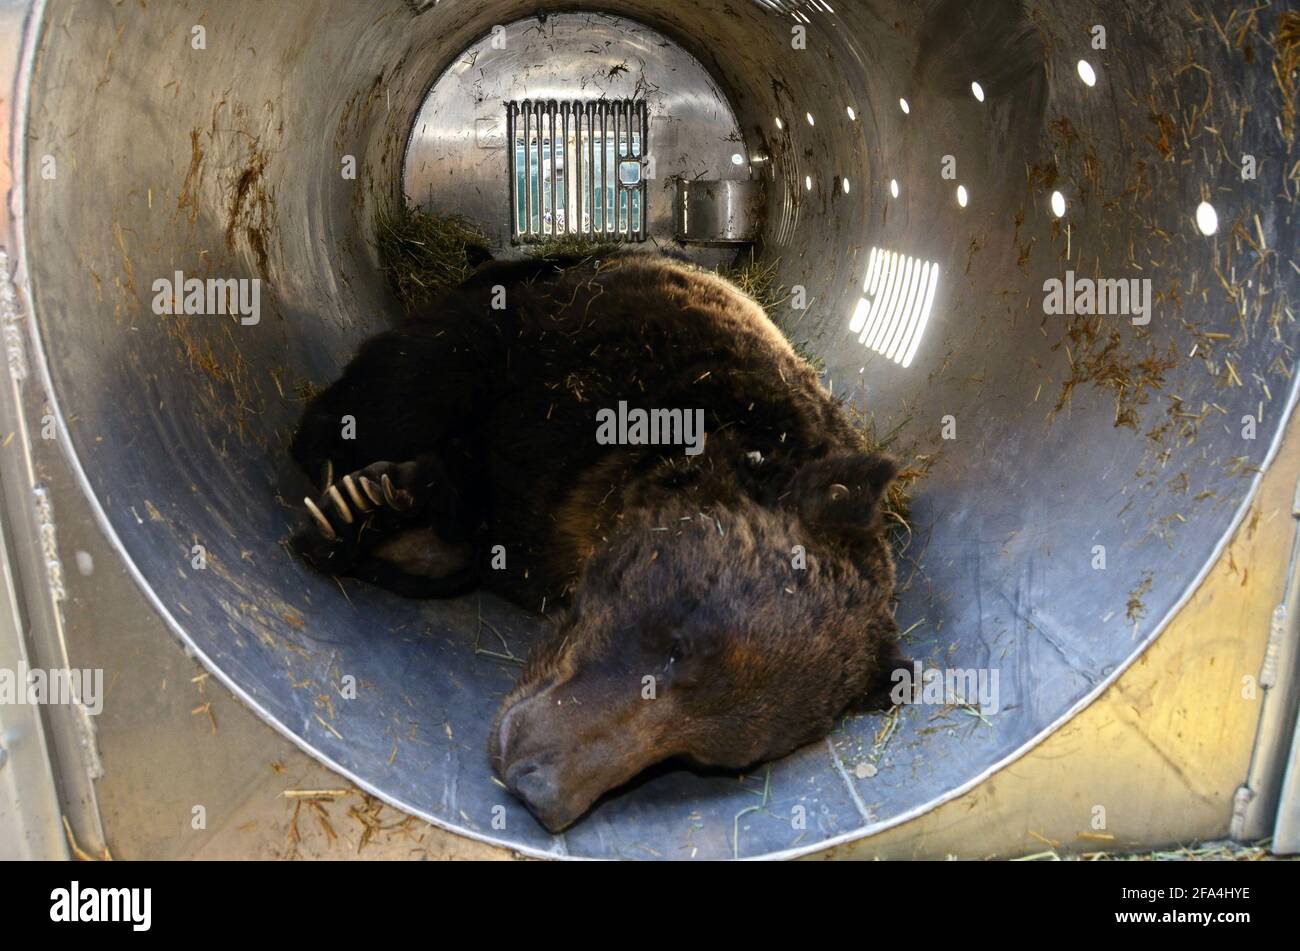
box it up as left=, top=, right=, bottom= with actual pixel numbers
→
left=506, top=760, right=568, bottom=830
left=491, top=679, right=561, bottom=770
left=506, top=759, right=546, bottom=794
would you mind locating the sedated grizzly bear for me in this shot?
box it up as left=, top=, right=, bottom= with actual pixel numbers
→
left=289, top=251, right=903, bottom=832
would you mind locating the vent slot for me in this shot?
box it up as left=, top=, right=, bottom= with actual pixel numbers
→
left=506, top=99, right=648, bottom=243
left=849, top=248, right=940, bottom=369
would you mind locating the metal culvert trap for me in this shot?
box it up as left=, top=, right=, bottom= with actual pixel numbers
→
left=10, top=0, right=1297, bottom=858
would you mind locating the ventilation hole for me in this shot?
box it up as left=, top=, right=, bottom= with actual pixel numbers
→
left=775, top=116, right=784, bottom=130
left=903, top=263, right=941, bottom=368
left=857, top=250, right=896, bottom=345
left=956, top=184, right=968, bottom=207
left=889, top=178, right=900, bottom=198
left=842, top=178, right=851, bottom=194
left=880, top=258, right=923, bottom=361
left=867, top=254, right=912, bottom=353
left=1077, top=60, right=1097, bottom=87
left=1196, top=201, right=1218, bottom=235
left=899, top=97, right=910, bottom=114
left=805, top=175, right=813, bottom=191
left=852, top=249, right=942, bottom=370
left=806, top=112, right=816, bottom=126
left=730, top=153, right=744, bottom=165
left=850, top=297, right=872, bottom=336
left=846, top=106, right=857, bottom=120
left=971, top=81, right=985, bottom=102
left=1051, top=190, right=1067, bottom=218
left=861, top=247, right=882, bottom=295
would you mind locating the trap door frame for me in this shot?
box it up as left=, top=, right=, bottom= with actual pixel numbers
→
left=506, top=99, right=649, bottom=244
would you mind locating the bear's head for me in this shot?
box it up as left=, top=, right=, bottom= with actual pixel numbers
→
left=489, top=448, right=904, bottom=833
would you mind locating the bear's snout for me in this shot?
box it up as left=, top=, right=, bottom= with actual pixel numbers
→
left=491, top=665, right=671, bottom=833
left=503, top=758, right=573, bottom=834
left=491, top=685, right=613, bottom=833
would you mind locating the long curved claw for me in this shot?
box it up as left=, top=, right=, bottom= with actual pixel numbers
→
left=359, top=476, right=384, bottom=507
left=342, top=474, right=372, bottom=513
left=303, top=497, right=337, bottom=541
left=380, top=473, right=413, bottom=512
left=326, top=484, right=354, bottom=524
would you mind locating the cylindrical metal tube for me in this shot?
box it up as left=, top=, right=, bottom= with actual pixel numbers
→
left=4, top=0, right=1295, bottom=861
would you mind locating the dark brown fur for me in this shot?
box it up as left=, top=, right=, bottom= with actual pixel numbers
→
left=290, top=252, right=902, bottom=831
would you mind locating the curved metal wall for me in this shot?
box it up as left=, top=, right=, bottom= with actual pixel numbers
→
left=9, top=0, right=1298, bottom=858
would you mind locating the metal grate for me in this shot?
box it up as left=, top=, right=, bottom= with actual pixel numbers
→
left=506, top=99, right=648, bottom=243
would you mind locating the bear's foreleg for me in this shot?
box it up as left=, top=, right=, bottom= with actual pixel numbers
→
left=292, top=455, right=481, bottom=598
left=290, top=324, right=490, bottom=481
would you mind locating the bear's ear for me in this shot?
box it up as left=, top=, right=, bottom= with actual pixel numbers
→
left=785, top=452, right=899, bottom=534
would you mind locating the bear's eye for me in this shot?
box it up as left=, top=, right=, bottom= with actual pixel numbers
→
left=667, top=639, right=686, bottom=667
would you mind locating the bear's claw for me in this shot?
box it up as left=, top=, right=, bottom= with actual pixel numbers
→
left=302, top=496, right=337, bottom=541
left=325, top=483, right=354, bottom=524
left=359, top=476, right=384, bottom=507
left=342, top=474, right=372, bottom=513
left=380, top=473, right=414, bottom=511
left=297, top=459, right=425, bottom=554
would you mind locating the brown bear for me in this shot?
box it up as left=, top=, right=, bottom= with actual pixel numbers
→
left=289, top=251, right=902, bottom=832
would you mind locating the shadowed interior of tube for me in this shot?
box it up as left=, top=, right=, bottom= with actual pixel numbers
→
left=19, top=0, right=1298, bottom=858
